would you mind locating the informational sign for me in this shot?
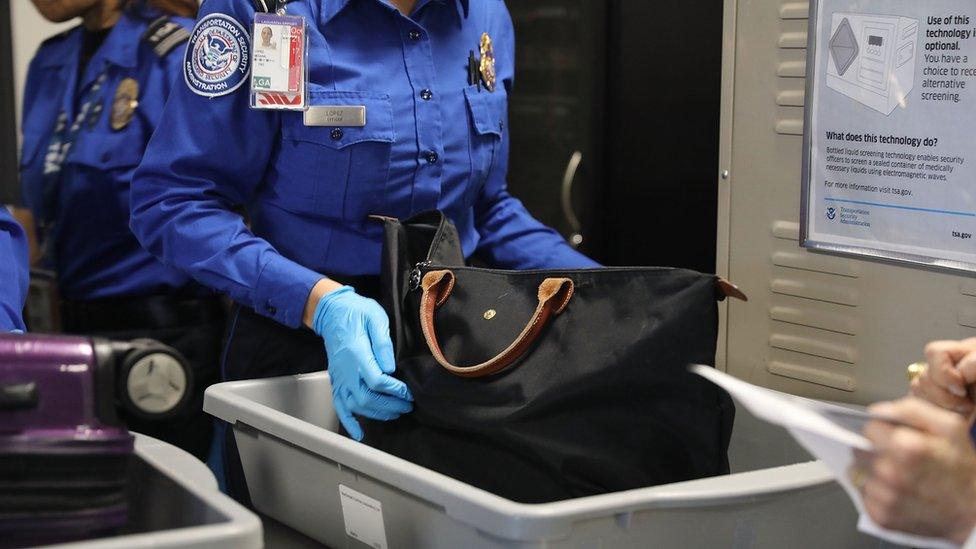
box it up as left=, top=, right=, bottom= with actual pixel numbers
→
left=803, top=0, right=976, bottom=272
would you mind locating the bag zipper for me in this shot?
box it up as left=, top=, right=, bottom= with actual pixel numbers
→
left=409, top=261, right=433, bottom=291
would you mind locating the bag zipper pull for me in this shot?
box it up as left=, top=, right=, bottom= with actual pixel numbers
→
left=409, top=261, right=432, bottom=291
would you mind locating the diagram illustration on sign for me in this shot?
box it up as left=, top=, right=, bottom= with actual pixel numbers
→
left=826, top=12, right=919, bottom=115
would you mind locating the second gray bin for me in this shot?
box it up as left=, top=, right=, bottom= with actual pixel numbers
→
left=205, top=372, right=875, bottom=548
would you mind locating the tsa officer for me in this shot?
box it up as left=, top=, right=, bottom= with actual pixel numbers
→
left=130, top=0, right=599, bottom=500
left=0, top=208, right=29, bottom=332
left=19, top=0, right=223, bottom=461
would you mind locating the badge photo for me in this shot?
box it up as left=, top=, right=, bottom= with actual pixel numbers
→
left=111, top=78, right=139, bottom=131
left=184, top=13, right=251, bottom=98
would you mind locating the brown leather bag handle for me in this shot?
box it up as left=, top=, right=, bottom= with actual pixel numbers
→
left=420, top=270, right=575, bottom=378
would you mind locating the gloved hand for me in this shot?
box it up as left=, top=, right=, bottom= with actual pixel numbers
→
left=312, top=286, right=413, bottom=441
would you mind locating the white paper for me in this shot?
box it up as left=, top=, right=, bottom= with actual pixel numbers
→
left=692, top=365, right=959, bottom=549
left=339, top=484, right=389, bottom=549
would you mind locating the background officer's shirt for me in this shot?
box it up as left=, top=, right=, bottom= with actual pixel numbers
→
left=132, top=0, right=598, bottom=329
left=0, top=208, right=29, bottom=332
left=20, top=11, right=197, bottom=300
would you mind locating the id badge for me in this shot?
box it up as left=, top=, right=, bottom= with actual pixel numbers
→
left=249, top=12, right=306, bottom=110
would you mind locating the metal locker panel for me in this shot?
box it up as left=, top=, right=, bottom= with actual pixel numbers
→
left=717, top=0, right=974, bottom=403
left=780, top=2, right=810, bottom=20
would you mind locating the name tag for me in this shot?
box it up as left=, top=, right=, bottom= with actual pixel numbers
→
left=304, top=106, right=367, bottom=127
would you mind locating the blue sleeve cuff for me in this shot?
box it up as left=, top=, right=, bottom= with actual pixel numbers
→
left=253, top=253, right=324, bottom=329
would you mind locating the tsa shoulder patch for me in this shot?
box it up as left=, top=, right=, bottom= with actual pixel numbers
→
left=184, top=13, right=251, bottom=97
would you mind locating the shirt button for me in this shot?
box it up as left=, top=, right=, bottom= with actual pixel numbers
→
left=425, top=151, right=439, bottom=164
left=265, top=303, right=277, bottom=315
left=408, top=29, right=421, bottom=41
left=331, top=128, right=344, bottom=140
left=100, top=152, right=111, bottom=163
left=420, top=89, right=433, bottom=101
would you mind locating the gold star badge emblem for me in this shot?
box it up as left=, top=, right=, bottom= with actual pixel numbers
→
left=479, top=33, right=496, bottom=92
left=111, top=78, right=140, bottom=131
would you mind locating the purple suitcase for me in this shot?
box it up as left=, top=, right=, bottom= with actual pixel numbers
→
left=0, top=333, right=192, bottom=547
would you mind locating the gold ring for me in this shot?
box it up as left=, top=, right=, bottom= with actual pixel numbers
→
left=907, top=362, right=928, bottom=383
left=849, top=466, right=868, bottom=490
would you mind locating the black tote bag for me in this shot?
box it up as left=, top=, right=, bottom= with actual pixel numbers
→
left=364, top=212, right=742, bottom=504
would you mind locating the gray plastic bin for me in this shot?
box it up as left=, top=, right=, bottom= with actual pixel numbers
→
left=49, top=434, right=263, bottom=549
left=205, top=372, right=877, bottom=548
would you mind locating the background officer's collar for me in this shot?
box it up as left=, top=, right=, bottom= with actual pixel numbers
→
left=320, top=0, right=469, bottom=26
left=37, top=11, right=140, bottom=69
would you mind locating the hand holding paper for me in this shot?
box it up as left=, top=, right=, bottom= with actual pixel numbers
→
left=910, top=339, right=976, bottom=418
left=854, top=398, right=976, bottom=546
left=692, top=365, right=970, bottom=549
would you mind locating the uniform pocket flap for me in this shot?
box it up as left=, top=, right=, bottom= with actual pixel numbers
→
left=64, top=132, right=145, bottom=170
left=282, top=91, right=395, bottom=149
left=463, top=86, right=505, bottom=138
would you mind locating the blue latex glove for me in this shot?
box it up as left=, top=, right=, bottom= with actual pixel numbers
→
left=312, top=286, right=413, bottom=440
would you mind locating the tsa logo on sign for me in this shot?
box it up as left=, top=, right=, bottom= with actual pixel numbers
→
left=184, top=14, right=250, bottom=98
left=826, top=207, right=837, bottom=220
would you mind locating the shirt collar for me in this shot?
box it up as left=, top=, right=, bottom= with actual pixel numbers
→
left=321, top=0, right=470, bottom=26
left=36, top=27, right=83, bottom=68
left=98, top=11, right=141, bottom=69
left=36, top=11, right=141, bottom=70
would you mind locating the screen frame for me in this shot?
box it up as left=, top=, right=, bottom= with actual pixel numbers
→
left=799, top=0, right=976, bottom=276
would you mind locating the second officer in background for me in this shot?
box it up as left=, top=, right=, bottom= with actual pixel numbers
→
left=19, top=0, right=222, bottom=461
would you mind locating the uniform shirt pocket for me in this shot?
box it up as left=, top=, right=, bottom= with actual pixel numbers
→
left=463, top=85, right=506, bottom=206
left=66, top=132, right=145, bottom=171
left=61, top=131, right=146, bottom=236
left=276, top=91, right=395, bottom=222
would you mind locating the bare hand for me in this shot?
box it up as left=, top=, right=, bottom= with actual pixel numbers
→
left=910, top=338, right=976, bottom=418
left=854, top=397, right=976, bottom=544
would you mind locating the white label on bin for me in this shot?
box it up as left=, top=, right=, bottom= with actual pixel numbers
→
left=339, top=484, right=388, bottom=549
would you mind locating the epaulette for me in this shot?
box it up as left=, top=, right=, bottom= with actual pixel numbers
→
left=141, top=16, right=190, bottom=58
left=252, top=0, right=300, bottom=13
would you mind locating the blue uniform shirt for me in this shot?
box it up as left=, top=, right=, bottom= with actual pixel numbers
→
left=0, top=208, right=29, bottom=332
left=131, top=0, right=598, bottom=329
left=20, top=11, right=199, bottom=300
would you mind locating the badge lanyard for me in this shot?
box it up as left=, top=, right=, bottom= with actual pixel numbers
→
left=249, top=6, right=307, bottom=111
left=38, top=71, right=108, bottom=262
